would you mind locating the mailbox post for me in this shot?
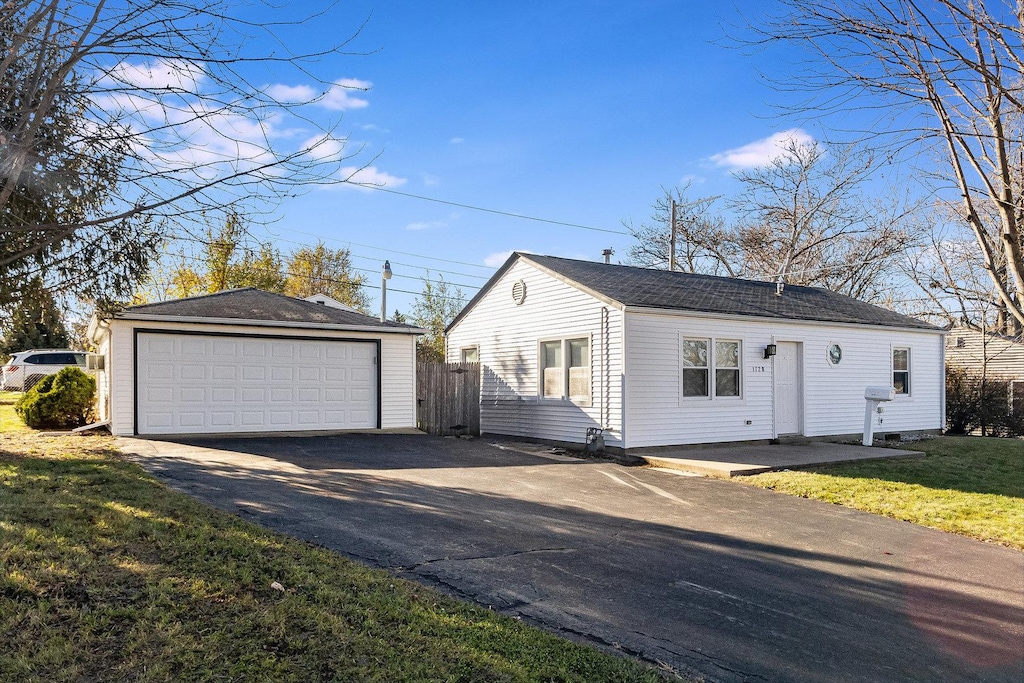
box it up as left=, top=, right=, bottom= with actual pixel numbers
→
left=863, top=386, right=896, bottom=446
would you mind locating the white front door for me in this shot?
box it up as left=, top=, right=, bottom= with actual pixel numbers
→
left=135, top=332, right=378, bottom=435
left=774, top=341, right=803, bottom=436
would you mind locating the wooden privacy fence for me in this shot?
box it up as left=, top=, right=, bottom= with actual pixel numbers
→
left=417, top=362, right=480, bottom=436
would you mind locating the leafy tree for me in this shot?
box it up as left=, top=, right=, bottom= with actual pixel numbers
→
left=0, top=278, right=70, bottom=354
left=411, top=273, right=466, bottom=363
left=284, top=242, right=369, bottom=312
left=754, top=0, right=1024, bottom=328
left=152, top=220, right=367, bottom=310
left=629, top=140, right=916, bottom=302
left=1, top=0, right=365, bottom=305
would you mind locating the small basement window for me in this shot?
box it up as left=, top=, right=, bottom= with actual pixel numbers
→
left=893, top=348, right=911, bottom=395
left=539, top=338, right=590, bottom=402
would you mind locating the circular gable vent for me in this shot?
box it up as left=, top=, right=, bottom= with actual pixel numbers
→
left=511, top=279, right=527, bottom=305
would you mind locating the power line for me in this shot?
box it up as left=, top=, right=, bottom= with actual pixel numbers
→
left=359, top=186, right=632, bottom=236
left=265, top=227, right=498, bottom=270
left=149, top=248, right=472, bottom=303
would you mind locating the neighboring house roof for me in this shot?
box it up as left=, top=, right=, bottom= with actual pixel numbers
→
left=303, top=293, right=361, bottom=313
left=111, top=288, right=424, bottom=334
left=449, top=253, right=940, bottom=332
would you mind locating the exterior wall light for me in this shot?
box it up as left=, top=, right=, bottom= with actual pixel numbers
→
left=764, top=344, right=777, bottom=359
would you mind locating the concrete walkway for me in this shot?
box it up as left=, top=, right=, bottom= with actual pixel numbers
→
left=640, top=441, right=925, bottom=477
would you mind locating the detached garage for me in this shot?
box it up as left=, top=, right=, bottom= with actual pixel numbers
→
left=88, top=288, right=424, bottom=437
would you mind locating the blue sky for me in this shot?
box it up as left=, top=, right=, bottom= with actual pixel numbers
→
left=210, top=1, right=822, bottom=314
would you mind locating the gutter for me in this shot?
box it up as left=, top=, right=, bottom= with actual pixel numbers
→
left=621, top=305, right=947, bottom=336
left=113, top=313, right=427, bottom=335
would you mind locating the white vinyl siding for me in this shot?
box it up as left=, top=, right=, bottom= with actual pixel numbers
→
left=945, top=326, right=1024, bottom=380
left=446, top=260, right=623, bottom=446
left=625, top=312, right=943, bottom=448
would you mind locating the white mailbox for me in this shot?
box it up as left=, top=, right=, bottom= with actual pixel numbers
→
left=865, top=386, right=895, bottom=401
left=863, top=386, right=896, bottom=445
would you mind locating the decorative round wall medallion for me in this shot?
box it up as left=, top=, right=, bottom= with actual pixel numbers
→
left=827, top=343, right=843, bottom=366
left=512, top=279, right=527, bottom=305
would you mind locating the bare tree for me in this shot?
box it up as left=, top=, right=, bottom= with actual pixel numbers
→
left=626, top=185, right=738, bottom=276
left=753, top=0, right=1024, bottom=328
left=1, top=0, right=368, bottom=305
left=629, top=140, right=916, bottom=302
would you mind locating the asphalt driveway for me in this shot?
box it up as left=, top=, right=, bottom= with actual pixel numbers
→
left=118, top=434, right=1024, bottom=683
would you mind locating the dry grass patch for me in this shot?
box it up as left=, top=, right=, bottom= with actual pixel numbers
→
left=739, top=436, right=1023, bottom=549
left=0, top=416, right=672, bottom=681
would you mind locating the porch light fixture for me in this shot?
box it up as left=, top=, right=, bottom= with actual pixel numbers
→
left=764, top=344, right=777, bottom=359
left=380, top=260, right=392, bottom=322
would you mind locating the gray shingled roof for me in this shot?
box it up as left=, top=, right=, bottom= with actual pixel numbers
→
left=119, top=288, right=422, bottom=333
left=502, top=254, right=937, bottom=331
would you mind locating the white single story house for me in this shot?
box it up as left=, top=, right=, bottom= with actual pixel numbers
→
left=88, top=288, right=424, bottom=437
left=945, top=325, right=1024, bottom=380
left=445, top=253, right=946, bottom=450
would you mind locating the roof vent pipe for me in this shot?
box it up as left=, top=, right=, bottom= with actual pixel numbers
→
left=602, top=248, right=613, bottom=264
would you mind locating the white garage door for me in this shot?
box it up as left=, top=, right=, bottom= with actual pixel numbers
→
left=135, top=332, right=377, bottom=435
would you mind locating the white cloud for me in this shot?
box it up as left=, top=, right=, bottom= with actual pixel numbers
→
left=421, top=173, right=441, bottom=186
left=709, top=128, right=816, bottom=169
left=449, top=137, right=465, bottom=144
left=265, top=83, right=317, bottom=102
left=301, top=134, right=348, bottom=162
left=483, top=249, right=532, bottom=268
left=322, top=78, right=372, bottom=111
left=339, top=165, right=406, bottom=189
left=103, top=59, right=206, bottom=91
left=406, top=219, right=447, bottom=231
left=405, top=211, right=458, bottom=231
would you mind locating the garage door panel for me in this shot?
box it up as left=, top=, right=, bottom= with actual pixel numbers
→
left=136, top=333, right=377, bottom=435
left=180, top=387, right=204, bottom=403
left=241, top=366, right=265, bottom=381
left=181, top=339, right=207, bottom=355
left=212, top=365, right=236, bottom=380
left=147, top=387, right=174, bottom=403
left=242, top=342, right=267, bottom=357
left=211, top=412, right=235, bottom=426
left=212, top=340, right=236, bottom=355
left=148, top=365, right=174, bottom=380
left=211, top=387, right=236, bottom=403
left=180, top=365, right=206, bottom=380
left=270, top=366, right=293, bottom=381
left=179, top=412, right=205, bottom=428
left=270, top=387, right=293, bottom=402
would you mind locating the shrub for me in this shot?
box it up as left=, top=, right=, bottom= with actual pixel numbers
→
left=15, top=366, right=96, bottom=429
left=945, top=365, right=1024, bottom=437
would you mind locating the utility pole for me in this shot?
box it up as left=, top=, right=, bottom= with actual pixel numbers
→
left=669, top=198, right=677, bottom=271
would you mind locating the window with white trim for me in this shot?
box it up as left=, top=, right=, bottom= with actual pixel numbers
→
left=893, top=348, right=910, bottom=395
left=682, top=337, right=742, bottom=399
left=539, top=338, right=590, bottom=402
left=460, top=346, right=479, bottom=363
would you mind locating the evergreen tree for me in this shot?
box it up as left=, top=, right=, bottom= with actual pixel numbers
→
left=0, top=278, right=70, bottom=354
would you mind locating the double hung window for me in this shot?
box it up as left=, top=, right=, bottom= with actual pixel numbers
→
left=683, top=337, right=741, bottom=399
left=893, top=348, right=910, bottom=395
left=540, top=338, right=590, bottom=402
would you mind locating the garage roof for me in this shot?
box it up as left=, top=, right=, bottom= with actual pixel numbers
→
left=115, top=288, right=424, bottom=334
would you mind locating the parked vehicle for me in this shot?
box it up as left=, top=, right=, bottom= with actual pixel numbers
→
left=1, top=349, right=88, bottom=392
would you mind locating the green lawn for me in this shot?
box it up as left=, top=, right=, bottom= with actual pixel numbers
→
left=738, top=436, right=1024, bottom=549
left=0, top=391, right=25, bottom=432
left=0, top=406, right=671, bottom=682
